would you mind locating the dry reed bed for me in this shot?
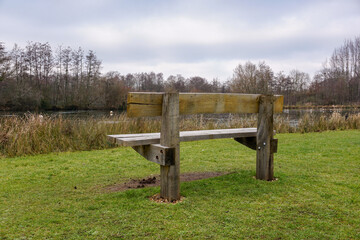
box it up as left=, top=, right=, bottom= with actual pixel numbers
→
left=1, top=112, right=359, bottom=157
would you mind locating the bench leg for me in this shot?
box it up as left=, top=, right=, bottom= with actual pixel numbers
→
left=256, top=95, right=275, bottom=181
left=160, top=92, right=180, bottom=201
left=160, top=145, right=180, bottom=201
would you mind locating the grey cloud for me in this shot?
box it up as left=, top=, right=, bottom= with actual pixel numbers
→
left=1, top=0, right=360, bottom=80
left=97, top=34, right=341, bottom=64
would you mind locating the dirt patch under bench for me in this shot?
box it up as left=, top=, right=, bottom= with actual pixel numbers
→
left=104, top=172, right=231, bottom=192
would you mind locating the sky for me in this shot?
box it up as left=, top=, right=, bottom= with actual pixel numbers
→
left=0, top=0, right=359, bottom=81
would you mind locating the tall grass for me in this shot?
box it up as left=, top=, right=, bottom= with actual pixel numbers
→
left=1, top=112, right=359, bottom=157
left=0, top=114, right=159, bottom=157
left=297, top=112, right=360, bottom=133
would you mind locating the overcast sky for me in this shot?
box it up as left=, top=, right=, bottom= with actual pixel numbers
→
left=1, top=0, right=359, bottom=81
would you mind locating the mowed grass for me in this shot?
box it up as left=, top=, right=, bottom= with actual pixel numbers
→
left=0, top=130, right=359, bottom=239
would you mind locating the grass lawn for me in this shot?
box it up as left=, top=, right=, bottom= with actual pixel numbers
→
left=0, top=130, right=359, bottom=239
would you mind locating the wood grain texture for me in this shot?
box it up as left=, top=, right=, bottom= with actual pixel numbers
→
left=271, top=139, right=278, bottom=154
left=274, top=95, right=284, bottom=113
left=108, top=128, right=258, bottom=147
left=107, top=133, right=159, bottom=144
left=127, top=92, right=284, bottom=117
left=256, top=95, right=274, bottom=181
left=132, top=144, right=175, bottom=166
left=159, top=92, right=180, bottom=201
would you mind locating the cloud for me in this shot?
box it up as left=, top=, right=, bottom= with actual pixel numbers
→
left=103, top=59, right=238, bottom=81
left=1, top=0, right=359, bottom=81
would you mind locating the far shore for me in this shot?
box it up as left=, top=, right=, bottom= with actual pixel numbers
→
left=1, top=104, right=360, bottom=113
left=284, top=105, right=360, bottom=109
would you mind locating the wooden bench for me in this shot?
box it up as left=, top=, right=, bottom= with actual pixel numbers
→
left=108, top=92, right=284, bottom=201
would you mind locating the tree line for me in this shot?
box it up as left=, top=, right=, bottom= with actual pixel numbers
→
left=311, top=37, right=360, bottom=105
left=0, top=36, right=359, bottom=111
left=0, top=42, right=230, bottom=110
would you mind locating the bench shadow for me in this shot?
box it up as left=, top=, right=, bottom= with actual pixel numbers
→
left=180, top=170, right=283, bottom=198
left=111, top=170, right=285, bottom=201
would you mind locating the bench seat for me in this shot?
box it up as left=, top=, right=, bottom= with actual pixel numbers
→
left=108, top=128, right=257, bottom=147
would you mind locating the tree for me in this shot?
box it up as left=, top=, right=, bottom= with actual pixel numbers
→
left=0, top=42, right=10, bottom=82
left=210, top=78, right=221, bottom=92
left=165, top=74, right=187, bottom=92
left=187, top=76, right=211, bottom=92
left=60, top=46, right=72, bottom=105
left=103, top=71, right=128, bottom=109
left=311, top=36, right=360, bottom=104
left=71, top=47, right=84, bottom=84
left=82, top=50, right=102, bottom=108
left=230, top=61, right=273, bottom=94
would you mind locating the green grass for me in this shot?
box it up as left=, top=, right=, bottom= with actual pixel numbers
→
left=0, top=130, right=359, bottom=239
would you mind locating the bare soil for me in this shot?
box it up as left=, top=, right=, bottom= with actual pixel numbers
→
left=104, top=172, right=231, bottom=192
left=149, top=193, right=185, bottom=204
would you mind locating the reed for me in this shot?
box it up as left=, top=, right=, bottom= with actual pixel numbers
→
left=1, top=112, right=359, bottom=157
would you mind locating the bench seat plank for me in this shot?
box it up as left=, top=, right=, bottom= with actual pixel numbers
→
left=108, top=128, right=257, bottom=147
left=107, top=132, right=160, bottom=140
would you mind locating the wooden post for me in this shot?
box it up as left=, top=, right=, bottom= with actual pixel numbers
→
left=160, top=92, right=180, bottom=201
left=256, top=95, right=275, bottom=181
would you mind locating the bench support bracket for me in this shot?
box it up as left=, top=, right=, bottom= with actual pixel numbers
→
left=132, top=144, right=176, bottom=166
left=234, top=137, right=257, bottom=150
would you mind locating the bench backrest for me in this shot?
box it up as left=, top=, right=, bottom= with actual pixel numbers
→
left=127, top=92, right=284, bottom=117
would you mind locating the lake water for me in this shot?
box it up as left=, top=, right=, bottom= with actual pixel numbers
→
left=0, top=110, right=115, bottom=118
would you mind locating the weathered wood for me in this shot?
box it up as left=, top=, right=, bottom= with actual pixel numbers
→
left=132, top=144, right=175, bottom=165
left=114, top=135, right=160, bottom=146
left=127, top=92, right=284, bottom=117
left=127, top=92, right=163, bottom=117
left=107, top=133, right=160, bottom=144
left=179, top=128, right=257, bottom=142
left=271, top=138, right=278, bottom=154
left=109, top=128, right=257, bottom=147
left=234, top=137, right=257, bottom=150
left=160, top=92, right=180, bottom=201
left=256, top=95, right=274, bottom=180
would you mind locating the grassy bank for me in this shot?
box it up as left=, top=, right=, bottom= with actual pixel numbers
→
left=0, top=130, right=359, bottom=239
left=1, top=112, right=360, bottom=157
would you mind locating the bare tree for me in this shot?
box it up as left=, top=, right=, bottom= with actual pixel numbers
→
left=186, top=76, right=211, bottom=92
left=0, top=42, right=11, bottom=82
left=60, top=46, right=72, bottom=105
left=313, top=36, right=360, bottom=104
left=83, top=50, right=102, bottom=108
left=230, top=61, right=273, bottom=94
left=165, top=74, right=187, bottom=92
